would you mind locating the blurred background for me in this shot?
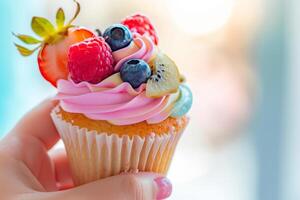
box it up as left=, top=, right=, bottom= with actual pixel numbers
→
left=0, top=0, right=297, bottom=199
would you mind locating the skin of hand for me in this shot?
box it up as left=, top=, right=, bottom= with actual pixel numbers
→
left=0, top=100, right=172, bottom=200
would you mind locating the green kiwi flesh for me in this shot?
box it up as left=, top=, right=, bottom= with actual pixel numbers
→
left=146, top=53, right=180, bottom=98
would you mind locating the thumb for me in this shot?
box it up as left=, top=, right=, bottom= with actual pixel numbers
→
left=51, top=173, right=172, bottom=200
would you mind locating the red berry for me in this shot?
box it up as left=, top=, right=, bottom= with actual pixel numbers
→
left=68, top=37, right=114, bottom=84
left=38, top=28, right=95, bottom=87
left=121, top=14, right=159, bottom=45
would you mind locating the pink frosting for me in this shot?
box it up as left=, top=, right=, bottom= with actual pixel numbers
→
left=56, top=79, right=178, bottom=125
left=56, top=35, right=178, bottom=125
left=113, top=34, right=155, bottom=71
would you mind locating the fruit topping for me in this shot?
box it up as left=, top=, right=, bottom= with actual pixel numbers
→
left=103, top=24, right=133, bottom=51
left=121, top=14, right=159, bottom=45
left=146, top=53, right=180, bottom=98
left=101, top=72, right=123, bottom=86
left=68, top=37, right=114, bottom=84
left=120, top=59, right=151, bottom=88
left=13, top=1, right=95, bottom=86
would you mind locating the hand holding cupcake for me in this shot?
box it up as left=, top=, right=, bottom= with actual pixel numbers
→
left=14, top=1, right=192, bottom=186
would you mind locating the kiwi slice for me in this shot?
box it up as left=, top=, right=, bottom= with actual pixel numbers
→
left=146, top=53, right=180, bottom=98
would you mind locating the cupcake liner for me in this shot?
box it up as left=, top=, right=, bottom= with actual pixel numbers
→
left=51, top=108, right=185, bottom=186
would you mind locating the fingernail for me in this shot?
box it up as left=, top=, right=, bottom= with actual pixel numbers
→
left=154, top=177, right=172, bottom=200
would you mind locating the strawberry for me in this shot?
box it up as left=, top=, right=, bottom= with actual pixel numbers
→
left=14, top=1, right=95, bottom=87
left=68, top=37, right=114, bottom=84
left=121, top=14, right=159, bottom=45
left=38, top=28, right=94, bottom=86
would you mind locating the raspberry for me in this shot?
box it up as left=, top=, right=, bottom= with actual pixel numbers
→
left=68, top=37, right=114, bottom=84
left=121, top=14, right=159, bottom=45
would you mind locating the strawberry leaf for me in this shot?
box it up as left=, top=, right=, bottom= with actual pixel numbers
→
left=13, top=33, right=41, bottom=44
left=14, top=44, right=36, bottom=56
left=56, top=8, right=65, bottom=28
left=68, top=0, right=81, bottom=25
left=31, top=17, right=55, bottom=38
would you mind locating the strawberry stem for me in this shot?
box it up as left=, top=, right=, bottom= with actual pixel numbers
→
left=13, top=0, right=82, bottom=56
left=67, top=0, right=81, bottom=26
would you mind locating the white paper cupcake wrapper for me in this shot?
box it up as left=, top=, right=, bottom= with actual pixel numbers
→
left=51, top=108, right=184, bottom=186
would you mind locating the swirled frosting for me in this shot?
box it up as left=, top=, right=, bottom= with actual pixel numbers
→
left=113, top=34, right=156, bottom=71
left=56, top=77, right=180, bottom=125
left=56, top=35, right=192, bottom=125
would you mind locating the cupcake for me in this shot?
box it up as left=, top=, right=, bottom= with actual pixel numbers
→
left=14, top=1, right=193, bottom=186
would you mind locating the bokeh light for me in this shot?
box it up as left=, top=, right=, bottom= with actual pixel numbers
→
left=167, top=0, right=235, bottom=35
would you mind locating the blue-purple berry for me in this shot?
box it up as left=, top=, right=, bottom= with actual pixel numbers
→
left=103, top=24, right=133, bottom=51
left=120, top=59, right=151, bottom=88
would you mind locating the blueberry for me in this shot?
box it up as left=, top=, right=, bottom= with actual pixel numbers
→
left=103, top=24, right=133, bottom=51
left=120, top=59, right=151, bottom=88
